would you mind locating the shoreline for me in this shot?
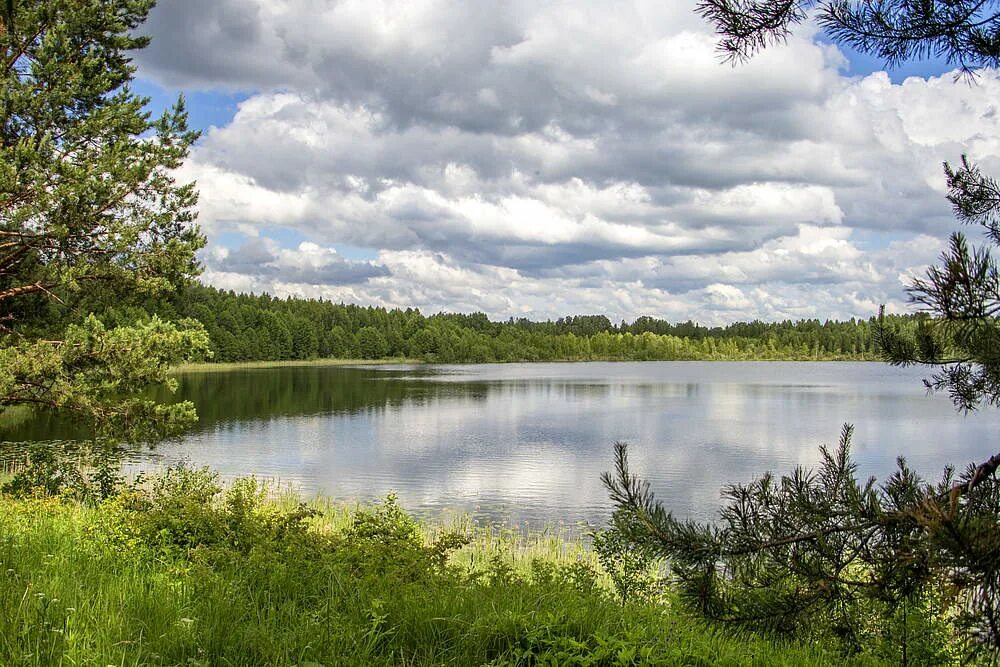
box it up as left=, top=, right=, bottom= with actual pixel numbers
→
left=172, top=355, right=877, bottom=373
left=170, top=357, right=425, bottom=373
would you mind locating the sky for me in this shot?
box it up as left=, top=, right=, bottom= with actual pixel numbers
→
left=130, top=0, right=1000, bottom=325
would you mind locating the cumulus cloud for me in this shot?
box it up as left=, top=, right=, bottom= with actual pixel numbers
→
left=205, top=238, right=390, bottom=288
left=137, top=0, right=1000, bottom=322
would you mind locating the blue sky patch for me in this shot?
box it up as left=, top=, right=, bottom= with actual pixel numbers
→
left=133, top=79, right=247, bottom=134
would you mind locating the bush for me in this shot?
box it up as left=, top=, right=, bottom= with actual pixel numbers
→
left=336, top=493, right=469, bottom=578
left=592, top=527, right=662, bottom=605
left=1, top=442, right=124, bottom=503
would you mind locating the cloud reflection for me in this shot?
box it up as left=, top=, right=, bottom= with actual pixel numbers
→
left=75, top=363, right=997, bottom=527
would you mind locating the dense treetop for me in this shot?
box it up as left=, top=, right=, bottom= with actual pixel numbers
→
left=0, top=0, right=208, bottom=440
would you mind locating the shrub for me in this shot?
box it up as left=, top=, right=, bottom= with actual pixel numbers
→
left=592, top=527, right=662, bottom=605
left=336, top=493, right=469, bottom=578
left=1, top=442, right=124, bottom=503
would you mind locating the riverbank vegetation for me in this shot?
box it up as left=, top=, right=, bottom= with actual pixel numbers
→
left=170, top=357, right=423, bottom=373
left=0, top=458, right=958, bottom=666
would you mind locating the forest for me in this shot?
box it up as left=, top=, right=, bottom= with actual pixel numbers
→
left=71, top=284, right=903, bottom=364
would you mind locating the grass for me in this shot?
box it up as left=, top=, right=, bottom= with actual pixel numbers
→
left=0, top=468, right=910, bottom=667
left=176, top=356, right=883, bottom=373
left=169, top=355, right=880, bottom=374
left=170, top=357, right=424, bottom=373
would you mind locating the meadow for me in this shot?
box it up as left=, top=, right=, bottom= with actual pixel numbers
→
left=0, top=461, right=954, bottom=666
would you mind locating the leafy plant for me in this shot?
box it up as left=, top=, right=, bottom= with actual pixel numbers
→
left=1, top=442, right=86, bottom=498
left=592, top=527, right=662, bottom=605
left=339, top=493, right=469, bottom=577
left=1, top=440, right=125, bottom=502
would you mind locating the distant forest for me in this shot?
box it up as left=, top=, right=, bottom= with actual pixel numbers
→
left=84, top=284, right=912, bottom=363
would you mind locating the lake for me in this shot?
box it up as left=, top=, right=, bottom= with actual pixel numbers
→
left=3, top=361, right=997, bottom=529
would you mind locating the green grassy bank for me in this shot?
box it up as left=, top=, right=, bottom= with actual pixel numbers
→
left=0, top=467, right=918, bottom=666
left=169, top=355, right=877, bottom=374
left=170, top=357, right=423, bottom=373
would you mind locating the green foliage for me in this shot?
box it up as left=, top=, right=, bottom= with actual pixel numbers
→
left=139, top=463, right=226, bottom=550
left=603, top=428, right=998, bottom=661
left=408, top=326, right=440, bottom=356
left=865, top=159, right=1000, bottom=659
left=1, top=440, right=124, bottom=502
left=0, top=0, right=207, bottom=440
left=107, top=464, right=324, bottom=560
left=876, top=156, right=1000, bottom=414
left=113, top=283, right=896, bottom=365
left=1, top=442, right=87, bottom=499
left=0, top=474, right=894, bottom=665
left=356, top=325, right=390, bottom=359
left=1, top=315, right=210, bottom=440
left=592, top=527, right=662, bottom=605
left=339, top=493, right=468, bottom=578
left=486, top=623, right=658, bottom=666
left=694, top=13, right=1000, bottom=656
left=1, top=0, right=203, bottom=313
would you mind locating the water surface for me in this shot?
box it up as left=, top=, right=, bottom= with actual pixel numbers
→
left=4, top=362, right=997, bottom=528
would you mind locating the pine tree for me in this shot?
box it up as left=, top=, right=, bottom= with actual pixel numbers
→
left=0, top=1, right=209, bottom=441
left=696, top=0, right=1000, bottom=492
left=697, top=0, right=1000, bottom=74
left=877, top=157, right=1000, bottom=415
left=602, top=1, right=1000, bottom=659
left=603, top=429, right=999, bottom=658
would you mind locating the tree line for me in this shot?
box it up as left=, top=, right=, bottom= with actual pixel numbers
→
left=76, top=283, right=906, bottom=364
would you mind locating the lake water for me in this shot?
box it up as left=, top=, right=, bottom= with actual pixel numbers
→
left=3, top=362, right=997, bottom=529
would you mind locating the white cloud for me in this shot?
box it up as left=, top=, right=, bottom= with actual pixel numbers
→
left=140, top=1, right=1000, bottom=322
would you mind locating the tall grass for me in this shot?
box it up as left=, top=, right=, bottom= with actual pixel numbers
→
left=170, top=357, right=423, bottom=373
left=0, top=472, right=914, bottom=666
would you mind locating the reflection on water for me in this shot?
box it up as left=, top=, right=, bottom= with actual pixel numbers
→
left=3, top=362, right=997, bottom=527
